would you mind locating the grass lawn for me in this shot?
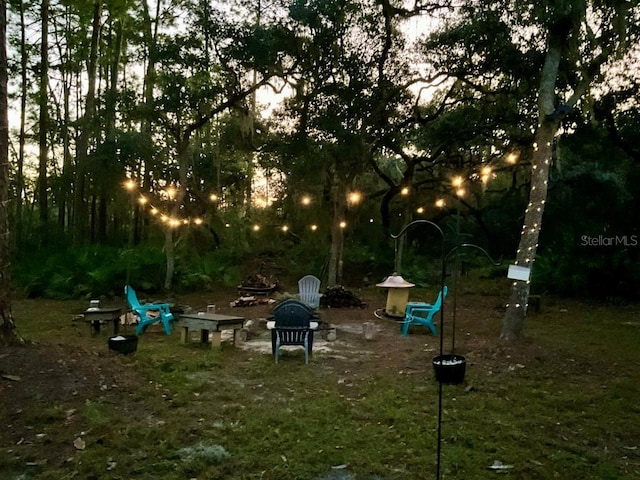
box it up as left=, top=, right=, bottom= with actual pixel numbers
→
left=1, top=283, right=639, bottom=479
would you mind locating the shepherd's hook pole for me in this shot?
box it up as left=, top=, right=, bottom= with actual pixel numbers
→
left=390, top=220, right=445, bottom=480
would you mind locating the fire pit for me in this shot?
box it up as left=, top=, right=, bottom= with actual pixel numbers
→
left=237, top=273, right=277, bottom=295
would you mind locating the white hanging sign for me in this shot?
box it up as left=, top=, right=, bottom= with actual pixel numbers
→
left=507, top=265, right=531, bottom=281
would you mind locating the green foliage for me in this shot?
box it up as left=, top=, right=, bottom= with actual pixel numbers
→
left=12, top=244, right=167, bottom=298
left=533, top=123, right=640, bottom=299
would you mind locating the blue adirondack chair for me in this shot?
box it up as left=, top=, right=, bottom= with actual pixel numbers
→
left=269, top=299, right=318, bottom=364
left=125, top=285, right=174, bottom=335
left=401, top=286, right=448, bottom=336
left=298, top=275, right=323, bottom=309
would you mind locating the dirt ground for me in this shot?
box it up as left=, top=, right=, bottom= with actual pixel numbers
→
left=0, top=286, right=561, bottom=474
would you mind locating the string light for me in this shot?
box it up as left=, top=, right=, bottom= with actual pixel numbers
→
left=481, top=166, right=492, bottom=184
left=347, top=192, right=362, bottom=204
left=506, top=152, right=518, bottom=164
left=126, top=170, right=526, bottom=237
left=123, top=178, right=207, bottom=229
left=164, top=186, right=176, bottom=199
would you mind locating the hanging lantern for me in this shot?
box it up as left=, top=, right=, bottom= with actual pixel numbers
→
left=376, top=273, right=415, bottom=318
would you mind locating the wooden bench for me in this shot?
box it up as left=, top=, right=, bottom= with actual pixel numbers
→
left=177, top=312, right=245, bottom=348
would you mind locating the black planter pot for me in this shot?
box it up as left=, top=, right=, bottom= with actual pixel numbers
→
left=108, top=335, right=138, bottom=355
left=432, top=354, right=466, bottom=384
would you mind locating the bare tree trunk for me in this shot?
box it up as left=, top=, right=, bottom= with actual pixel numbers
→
left=163, top=137, right=189, bottom=290
left=139, top=0, right=161, bottom=243
left=15, top=0, right=27, bottom=243
left=327, top=180, right=347, bottom=286
left=163, top=227, right=175, bottom=291
left=0, top=0, right=22, bottom=344
left=73, top=1, right=101, bottom=244
left=58, top=12, right=72, bottom=233
left=36, top=0, right=49, bottom=227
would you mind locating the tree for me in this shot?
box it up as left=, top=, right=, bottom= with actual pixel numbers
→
left=36, top=0, right=49, bottom=228
left=0, top=0, right=21, bottom=345
left=144, top=0, right=290, bottom=289
left=502, top=0, right=639, bottom=340
left=272, top=0, right=417, bottom=285
left=72, top=1, right=101, bottom=244
left=414, top=0, right=639, bottom=339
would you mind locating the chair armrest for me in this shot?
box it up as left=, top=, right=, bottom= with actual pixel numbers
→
left=406, top=302, right=433, bottom=314
left=267, top=321, right=275, bottom=330
left=310, top=321, right=319, bottom=330
left=409, top=305, right=436, bottom=313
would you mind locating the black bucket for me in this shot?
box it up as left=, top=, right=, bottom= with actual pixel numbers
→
left=108, top=335, right=138, bottom=355
left=432, top=354, right=466, bottom=384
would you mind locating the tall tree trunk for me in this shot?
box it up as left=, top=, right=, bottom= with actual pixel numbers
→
left=163, top=227, right=175, bottom=291
left=500, top=0, right=627, bottom=339
left=327, top=179, right=347, bottom=286
left=163, top=136, right=190, bottom=290
left=73, top=1, right=101, bottom=244
left=98, top=17, right=123, bottom=243
left=15, top=0, right=27, bottom=244
left=37, top=0, right=49, bottom=227
left=0, top=0, right=21, bottom=344
left=501, top=33, right=562, bottom=340
left=139, top=0, right=161, bottom=243
left=58, top=5, right=74, bottom=232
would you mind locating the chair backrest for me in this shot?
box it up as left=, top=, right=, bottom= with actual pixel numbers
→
left=125, top=285, right=141, bottom=309
left=433, top=286, right=448, bottom=310
left=298, top=275, right=321, bottom=306
left=273, top=299, right=314, bottom=328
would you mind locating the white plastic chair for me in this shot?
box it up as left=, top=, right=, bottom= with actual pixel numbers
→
left=298, top=275, right=323, bottom=309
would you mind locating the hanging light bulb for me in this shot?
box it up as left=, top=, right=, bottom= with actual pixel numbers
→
left=124, top=179, right=136, bottom=191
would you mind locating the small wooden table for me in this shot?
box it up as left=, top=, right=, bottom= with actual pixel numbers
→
left=83, top=307, right=122, bottom=336
left=178, top=312, right=245, bottom=348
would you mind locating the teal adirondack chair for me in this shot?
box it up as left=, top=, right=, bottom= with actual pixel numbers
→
left=401, top=286, right=448, bottom=336
left=125, top=285, right=174, bottom=335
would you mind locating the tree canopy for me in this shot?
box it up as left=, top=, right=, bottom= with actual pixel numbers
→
left=2, top=0, right=640, bottom=340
